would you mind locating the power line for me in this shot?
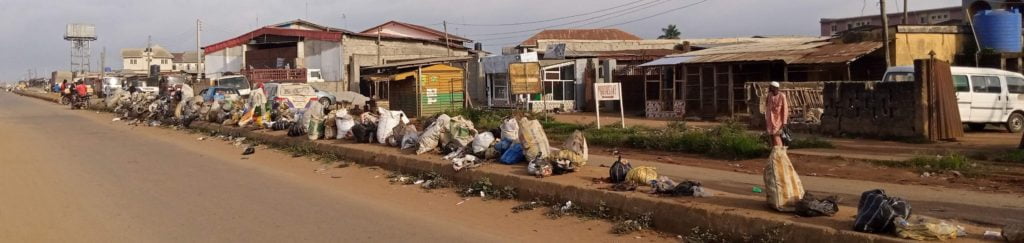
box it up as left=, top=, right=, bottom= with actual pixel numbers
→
left=464, top=0, right=680, bottom=38
left=447, top=0, right=648, bottom=27
left=575, top=0, right=678, bottom=28
left=599, top=0, right=710, bottom=28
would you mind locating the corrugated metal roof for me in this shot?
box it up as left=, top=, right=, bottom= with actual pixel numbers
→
left=638, top=56, right=695, bottom=67
left=520, top=29, right=642, bottom=46
left=360, top=20, right=471, bottom=42
left=644, top=40, right=881, bottom=65
left=538, top=59, right=574, bottom=68
left=790, top=42, right=882, bottom=64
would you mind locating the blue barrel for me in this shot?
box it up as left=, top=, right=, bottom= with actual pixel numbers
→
left=974, top=9, right=1023, bottom=53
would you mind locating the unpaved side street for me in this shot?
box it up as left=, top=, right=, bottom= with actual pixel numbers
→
left=0, top=92, right=672, bottom=242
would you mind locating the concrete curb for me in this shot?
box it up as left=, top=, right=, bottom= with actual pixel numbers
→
left=192, top=123, right=908, bottom=243
left=10, top=91, right=908, bottom=242
left=13, top=90, right=60, bottom=103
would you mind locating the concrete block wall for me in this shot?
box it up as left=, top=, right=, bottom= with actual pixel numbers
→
left=818, top=81, right=921, bottom=138
left=748, top=81, right=924, bottom=139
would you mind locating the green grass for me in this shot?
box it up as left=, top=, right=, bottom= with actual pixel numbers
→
left=447, top=109, right=770, bottom=160
left=788, top=136, right=835, bottom=149
left=872, top=153, right=974, bottom=173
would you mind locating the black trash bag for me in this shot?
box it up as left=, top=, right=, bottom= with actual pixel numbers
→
left=287, top=122, right=306, bottom=137
left=271, top=121, right=292, bottom=131
left=672, top=180, right=703, bottom=196
left=796, top=192, right=840, bottom=217
left=608, top=155, right=632, bottom=183
left=854, top=189, right=911, bottom=233
left=352, top=123, right=377, bottom=143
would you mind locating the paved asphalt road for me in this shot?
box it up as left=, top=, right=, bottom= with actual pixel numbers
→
left=0, top=92, right=667, bottom=243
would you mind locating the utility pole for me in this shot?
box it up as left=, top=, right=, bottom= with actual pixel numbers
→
left=146, top=35, right=153, bottom=74
left=903, top=0, right=909, bottom=24
left=443, top=20, right=451, bottom=57
left=197, top=19, right=204, bottom=82
left=100, top=47, right=106, bottom=79
left=881, top=0, right=892, bottom=67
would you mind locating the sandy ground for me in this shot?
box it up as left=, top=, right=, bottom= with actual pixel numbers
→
left=0, top=92, right=674, bottom=243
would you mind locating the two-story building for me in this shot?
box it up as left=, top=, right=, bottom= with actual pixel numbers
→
left=819, top=6, right=963, bottom=36
left=121, top=44, right=174, bottom=74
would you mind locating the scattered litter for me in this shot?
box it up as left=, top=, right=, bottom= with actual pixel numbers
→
left=241, top=146, right=255, bottom=155
left=795, top=192, right=839, bottom=217
left=456, top=198, right=469, bottom=206
left=752, top=186, right=763, bottom=193
left=112, top=117, right=121, bottom=121
left=413, top=179, right=425, bottom=185
left=197, top=137, right=205, bottom=141
left=950, top=170, right=963, bottom=178
left=895, top=217, right=959, bottom=241
left=330, top=175, right=342, bottom=179
left=920, top=172, right=931, bottom=178
left=854, top=189, right=910, bottom=233
left=626, top=166, right=657, bottom=185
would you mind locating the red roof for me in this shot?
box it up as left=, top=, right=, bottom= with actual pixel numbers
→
left=360, top=20, right=470, bottom=42
left=520, top=29, right=642, bottom=46
left=204, top=27, right=343, bottom=53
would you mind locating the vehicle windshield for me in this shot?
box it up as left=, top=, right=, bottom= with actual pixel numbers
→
left=883, top=72, right=914, bottom=82
left=218, top=77, right=250, bottom=90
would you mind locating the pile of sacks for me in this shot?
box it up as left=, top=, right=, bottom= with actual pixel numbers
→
left=405, top=115, right=588, bottom=177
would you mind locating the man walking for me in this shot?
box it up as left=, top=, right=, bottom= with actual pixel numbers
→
left=764, top=81, right=789, bottom=147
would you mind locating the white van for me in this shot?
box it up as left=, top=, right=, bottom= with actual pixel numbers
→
left=883, top=66, right=1024, bottom=132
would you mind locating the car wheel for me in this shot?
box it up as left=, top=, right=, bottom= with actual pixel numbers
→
left=1007, top=113, right=1024, bottom=133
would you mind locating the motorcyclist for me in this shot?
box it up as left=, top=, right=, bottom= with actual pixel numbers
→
left=74, top=81, right=89, bottom=105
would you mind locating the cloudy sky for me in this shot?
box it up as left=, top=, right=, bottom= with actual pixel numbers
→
left=0, top=0, right=961, bottom=81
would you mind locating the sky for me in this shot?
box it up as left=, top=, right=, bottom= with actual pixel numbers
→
left=0, top=0, right=962, bottom=81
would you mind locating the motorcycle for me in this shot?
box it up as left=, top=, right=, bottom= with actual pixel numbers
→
left=70, top=94, right=90, bottom=110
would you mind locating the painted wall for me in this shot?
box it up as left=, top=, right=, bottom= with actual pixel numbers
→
left=122, top=57, right=173, bottom=73
left=892, top=32, right=964, bottom=66
left=303, top=40, right=343, bottom=82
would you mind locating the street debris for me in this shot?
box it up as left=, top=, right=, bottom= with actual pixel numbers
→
left=242, top=146, right=255, bottom=155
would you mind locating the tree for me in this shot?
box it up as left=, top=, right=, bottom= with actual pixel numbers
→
left=659, top=24, right=681, bottom=39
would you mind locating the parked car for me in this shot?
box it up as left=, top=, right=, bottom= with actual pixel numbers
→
left=883, top=66, right=1024, bottom=132
left=197, top=86, right=240, bottom=103
left=214, top=75, right=252, bottom=97
left=263, top=83, right=320, bottom=109
left=313, top=88, right=336, bottom=107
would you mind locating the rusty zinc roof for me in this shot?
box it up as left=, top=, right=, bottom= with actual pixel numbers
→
left=789, top=42, right=883, bottom=64
left=520, top=29, right=642, bottom=46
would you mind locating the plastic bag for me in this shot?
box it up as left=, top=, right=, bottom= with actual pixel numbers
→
left=452, top=154, right=481, bottom=171
left=527, top=156, right=553, bottom=177
left=796, top=192, right=839, bottom=217
left=500, top=118, right=519, bottom=142
left=494, top=138, right=513, bottom=155
left=470, top=132, right=496, bottom=154
left=416, top=114, right=450, bottom=154
left=447, top=116, right=477, bottom=148
left=626, top=166, right=657, bottom=185
left=764, top=146, right=805, bottom=212
left=386, top=120, right=408, bottom=147
left=609, top=157, right=632, bottom=183
left=400, top=125, right=420, bottom=150
left=895, top=217, right=958, bottom=241
left=563, top=130, right=589, bottom=162
left=499, top=143, right=525, bottom=164
left=376, top=107, right=409, bottom=145
left=517, top=118, right=551, bottom=160
left=335, top=109, right=355, bottom=139
left=854, top=189, right=911, bottom=233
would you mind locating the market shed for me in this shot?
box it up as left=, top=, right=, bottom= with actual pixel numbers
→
left=638, top=39, right=884, bottom=119
left=363, top=64, right=465, bottom=118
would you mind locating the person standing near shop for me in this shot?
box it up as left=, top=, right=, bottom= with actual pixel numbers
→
left=764, top=81, right=789, bottom=147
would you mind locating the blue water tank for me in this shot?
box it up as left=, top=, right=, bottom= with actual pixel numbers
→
left=974, top=9, right=1023, bottom=53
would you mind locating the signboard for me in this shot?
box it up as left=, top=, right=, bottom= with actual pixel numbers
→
left=595, top=83, right=621, bottom=101
left=593, top=83, right=625, bottom=128
left=508, top=62, right=542, bottom=94
left=544, top=44, right=566, bottom=59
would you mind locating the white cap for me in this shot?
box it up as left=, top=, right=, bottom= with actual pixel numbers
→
left=770, top=81, right=780, bottom=88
